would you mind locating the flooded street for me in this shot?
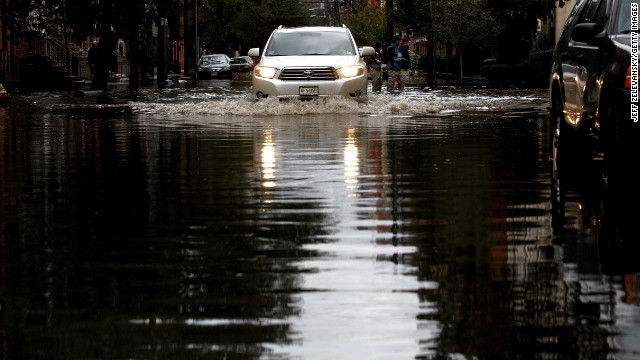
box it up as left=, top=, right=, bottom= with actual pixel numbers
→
left=1, top=77, right=639, bottom=360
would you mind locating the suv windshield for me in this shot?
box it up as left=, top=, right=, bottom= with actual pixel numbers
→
left=616, top=0, right=636, bottom=34
left=265, top=31, right=355, bottom=56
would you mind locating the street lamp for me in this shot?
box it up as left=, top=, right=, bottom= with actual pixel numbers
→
left=195, top=0, right=199, bottom=80
left=62, top=0, right=71, bottom=93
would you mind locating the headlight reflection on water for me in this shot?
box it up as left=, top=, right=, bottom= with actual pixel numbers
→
left=261, top=129, right=276, bottom=188
left=344, top=128, right=359, bottom=193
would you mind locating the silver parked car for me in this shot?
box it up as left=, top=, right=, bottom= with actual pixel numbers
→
left=248, top=25, right=375, bottom=100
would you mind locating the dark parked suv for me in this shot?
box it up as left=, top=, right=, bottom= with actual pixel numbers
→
left=549, top=0, right=635, bottom=186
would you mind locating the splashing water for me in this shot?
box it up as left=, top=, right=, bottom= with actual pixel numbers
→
left=131, top=87, right=547, bottom=117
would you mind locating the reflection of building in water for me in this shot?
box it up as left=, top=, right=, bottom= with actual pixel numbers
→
left=357, top=125, right=399, bottom=246
left=0, top=109, right=13, bottom=358
left=505, top=203, right=566, bottom=329
left=625, top=274, right=640, bottom=304
left=387, top=114, right=640, bottom=358
left=507, top=197, right=640, bottom=358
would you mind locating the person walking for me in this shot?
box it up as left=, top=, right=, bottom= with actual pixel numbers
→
left=366, top=41, right=383, bottom=92
left=385, top=36, right=409, bottom=93
left=400, top=39, right=412, bottom=86
left=88, top=42, right=98, bottom=80
left=402, top=39, right=415, bottom=76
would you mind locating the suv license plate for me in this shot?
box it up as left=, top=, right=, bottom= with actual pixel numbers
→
left=299, top=86, right=319, bottom=96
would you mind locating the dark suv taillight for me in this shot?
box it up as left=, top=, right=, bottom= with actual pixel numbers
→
left=625, top=66, right=632, bottom=89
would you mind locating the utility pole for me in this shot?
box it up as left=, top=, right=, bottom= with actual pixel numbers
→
left=157, top=16, right=166, bottom=88
left=195, top=0, right=199, bottom=80
left=385, top=0, right=394, bottom=44
left=430, top=0, right=436, bottom=89
left=62, top=0, right=71, bottom=94
left=183, top=0, right=190, bottom=77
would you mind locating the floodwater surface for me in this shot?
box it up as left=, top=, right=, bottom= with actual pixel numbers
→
left=1, top=79, right=639, bottom=360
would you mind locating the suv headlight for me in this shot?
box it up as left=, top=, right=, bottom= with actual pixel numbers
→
left=339, top=65, right=364, bottom=78
left=255, top=66, right=277, bottom=79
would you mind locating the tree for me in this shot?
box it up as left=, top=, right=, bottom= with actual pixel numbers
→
left=434, top=0, right=501, bottom=80
left=8, top=0, right=64, bottom=36
left=6, top=0, right=159, bottom=93
left=90, top=0, right=159, bottom=92
left=392, top=0, right=499, bottom=84
left=342, top=2, right=386, bottom=46
left=64, top=0, right=101, bottom=44
left=197, top=0, right=308, bottom=55
left=486, top=0, right=557, bottom=63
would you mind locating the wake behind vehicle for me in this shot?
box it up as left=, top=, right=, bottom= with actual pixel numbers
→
left=248, top=25, right=375, bottom=100
left=549, top=0, right=636, bottom=187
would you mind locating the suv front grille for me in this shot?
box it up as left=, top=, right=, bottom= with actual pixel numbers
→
left=280, top=67, right=338, bottom=81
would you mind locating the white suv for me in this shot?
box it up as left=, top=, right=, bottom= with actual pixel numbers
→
left=248, top=25, right=375, bottom=100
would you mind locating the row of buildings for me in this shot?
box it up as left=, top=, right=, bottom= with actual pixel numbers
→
left=0, top=0, right=577, bottom=89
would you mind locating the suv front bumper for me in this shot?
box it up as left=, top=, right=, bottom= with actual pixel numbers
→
left=252, top=76, right=368, bottom=99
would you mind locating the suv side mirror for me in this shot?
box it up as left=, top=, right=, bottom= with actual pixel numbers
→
left=360, top=46, right=375, bottom=57
left=571, top=23, right=603, bottom=45
left=248, top=48, right=260, bottom=57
